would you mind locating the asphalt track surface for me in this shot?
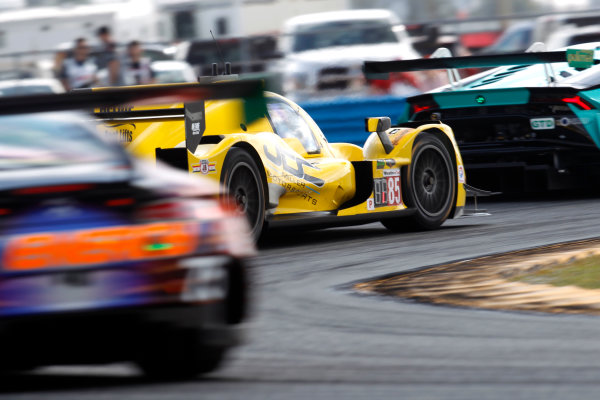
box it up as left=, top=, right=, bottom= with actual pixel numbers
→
left=4, top=195, right=600, bottom=399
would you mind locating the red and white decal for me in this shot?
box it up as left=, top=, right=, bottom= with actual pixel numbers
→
left=457, top=165, right=465, bottom=184
left=192, top=160, right=217, bottom=174
left=373, top=169, right=402, bottom=208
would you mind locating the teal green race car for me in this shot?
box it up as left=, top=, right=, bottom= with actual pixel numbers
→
left=364, top=43, right=600, bottom=192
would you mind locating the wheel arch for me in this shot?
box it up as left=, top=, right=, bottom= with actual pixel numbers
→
left=227, top=141, right=269, bottom=203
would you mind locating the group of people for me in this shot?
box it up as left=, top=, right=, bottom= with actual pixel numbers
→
left=56, top=26, right=156, bottom=91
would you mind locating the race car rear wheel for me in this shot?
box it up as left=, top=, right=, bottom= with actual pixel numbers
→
left=382, top=134, right=455, bottom=231
left=222, top=148, right=266, bottom=239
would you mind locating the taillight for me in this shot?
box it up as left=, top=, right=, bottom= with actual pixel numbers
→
left=410, top=95, right=439, bottom=116
left=105, top=198, right=135, bottom=207
left=562, top=95, right=594, bottom=111
left=529, top=91, right=595, bottom=111
left=413, top=104, right=431, bottom=113
left=13, top=184, right=93, bottom=195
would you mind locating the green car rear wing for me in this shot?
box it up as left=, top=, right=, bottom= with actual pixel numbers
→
left=364, top=46, right=596, bottom=89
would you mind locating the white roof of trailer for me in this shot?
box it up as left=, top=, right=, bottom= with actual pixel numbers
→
left=284, top=9, right=400, bottom=32
left=0, top=0, right=150, bottom=24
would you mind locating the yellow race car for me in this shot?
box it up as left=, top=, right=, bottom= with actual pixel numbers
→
left=95, top=82, right=468, bottom=239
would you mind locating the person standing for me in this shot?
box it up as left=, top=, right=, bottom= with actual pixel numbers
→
left=122, top=40, right=155, bottom=86
left=59, top=38, right=97, bottom=91
left=95, top=26, right=120, bottom=86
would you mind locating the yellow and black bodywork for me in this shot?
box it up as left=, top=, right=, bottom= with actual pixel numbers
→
left=95, top=84, right=467, bottom=237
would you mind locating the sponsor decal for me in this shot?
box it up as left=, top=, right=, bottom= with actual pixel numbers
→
left=103, top=123, right=135, bottom=143
left=566, top=48, right=594, bottom=68
left=550, top=105, right=570, bottom=113
left=270, top=174, right=319, bottom=205
left=367, top=198, right=375, bottom=210
left=98, top=105, right=134, bottom=113
left=458, top=165, right=465, bottom=184
left=530, top=118, right=555, bottom=130
left=383, top=168, right=400, bottom=177
left=3, top=222, right=199, bottom=271
left=191, top=122, right=202, bottom=136
left=373, top=169, right=402, bottom=208
left=559, top=117, right=570, bottom=127
left=192, top=160, right=216, bottom=174
left=263, top=144, right=324, bottom=188
left=377, top=159, right=396, bottom=169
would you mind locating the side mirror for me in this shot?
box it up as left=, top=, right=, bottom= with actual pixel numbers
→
left=365, top=117, right=393, bottom=154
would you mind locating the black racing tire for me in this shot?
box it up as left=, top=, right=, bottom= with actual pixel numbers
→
left=221, top=148, right=267, bottom=240
left=382, top=134, right=456, bottom=231
left=137, top=329, right=226, bottom=380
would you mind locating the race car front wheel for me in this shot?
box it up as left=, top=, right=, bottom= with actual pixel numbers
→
left=382, top=134, right=455, bottom=231
left=137, top=330, right=226, bottom=379
left=221, top=148, right=266, bottom=240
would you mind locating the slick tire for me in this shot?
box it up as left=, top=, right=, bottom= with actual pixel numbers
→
left=382, top=134, right=455, bottom=231
left=221, top=148, right=267, bottom=240
left=137, top=329, right=226, bottom=380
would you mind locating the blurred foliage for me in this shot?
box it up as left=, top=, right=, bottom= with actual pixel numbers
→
left=513, top=255, right=600, bottom=289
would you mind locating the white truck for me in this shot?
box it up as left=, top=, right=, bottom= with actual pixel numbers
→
left=275, top=9, right=421, bottom=101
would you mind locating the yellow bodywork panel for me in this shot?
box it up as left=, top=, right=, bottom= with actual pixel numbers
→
left=96, top=88, right=466, bottom=220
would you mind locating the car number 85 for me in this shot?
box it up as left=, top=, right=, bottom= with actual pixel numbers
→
left=371, top=169, right=402, bottom=209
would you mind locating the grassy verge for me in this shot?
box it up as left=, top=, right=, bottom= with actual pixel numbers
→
left=512, top=255, right=600, bottom=289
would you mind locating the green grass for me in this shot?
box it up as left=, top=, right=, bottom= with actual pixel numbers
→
left=513, top=255, right=600, bottom=289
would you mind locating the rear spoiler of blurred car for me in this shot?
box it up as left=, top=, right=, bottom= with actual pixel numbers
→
left=364, top=46, right=597, bottom=89
left=0, top=81, right=265, bottom=119
left=0, top=81, right=266, bottom=154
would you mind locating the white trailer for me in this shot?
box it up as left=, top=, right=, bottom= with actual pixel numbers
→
left=0, top=0, right=160, bottom=57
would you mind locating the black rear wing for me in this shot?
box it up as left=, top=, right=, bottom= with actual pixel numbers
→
left=0, top=81, right=266, bottom=154
left=0, top=81, right=265, bottom=119
left=364, top=46, right=596, bottom=88
left=364, top=51, right=569, bottom=75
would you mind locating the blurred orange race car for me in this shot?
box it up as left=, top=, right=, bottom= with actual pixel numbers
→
left=0, top=84, right=259, bottom=378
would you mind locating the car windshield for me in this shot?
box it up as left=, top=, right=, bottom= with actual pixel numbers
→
left=0, top=112, right=126, bottom=170
left=291, top=20, right=397, bottom=53
left=266, top=100, right=320, bottom=154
